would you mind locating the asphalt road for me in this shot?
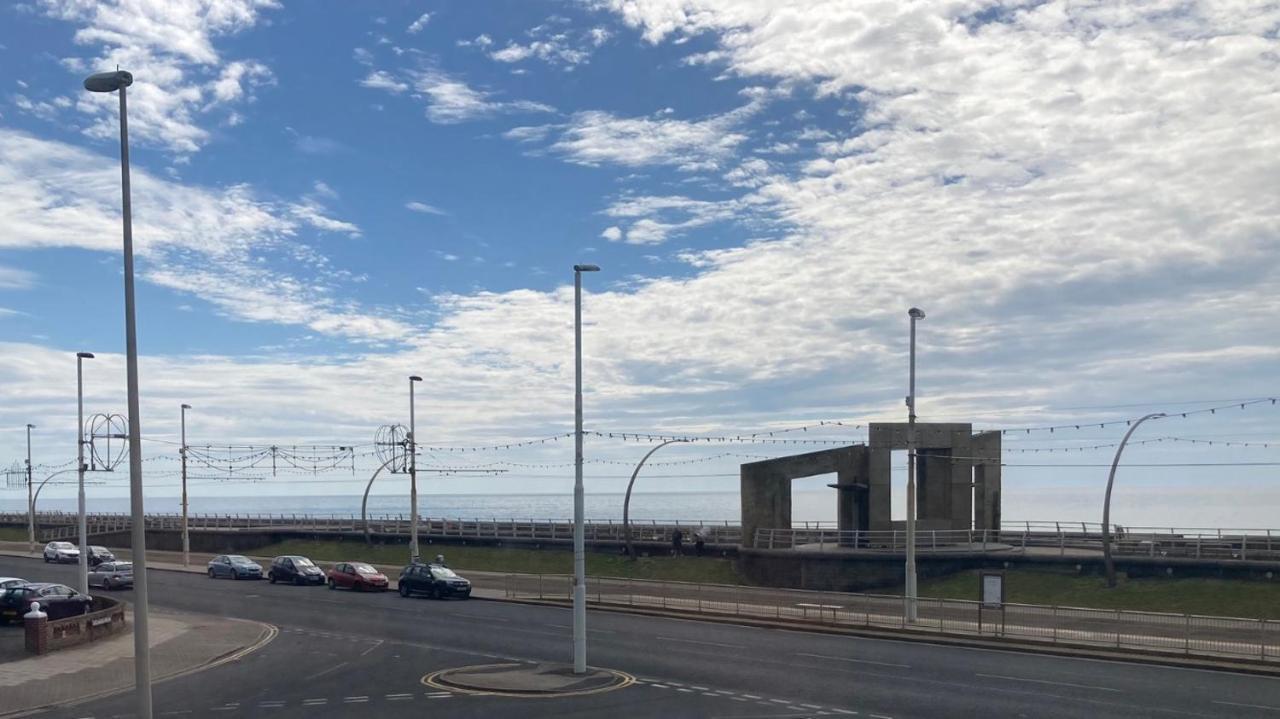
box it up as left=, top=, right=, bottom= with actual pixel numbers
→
left=4, top=556, right=1280, bottom=718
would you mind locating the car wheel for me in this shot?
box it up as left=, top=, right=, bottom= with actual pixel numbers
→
left=327, top=578, right=335, bottom=590
left=430, top=585, right=440, bottom=600
left=43, top=556, right=50, bottom=563
left=399, top=583, right=410, bottom=598
left=208, top=568, right=216, bottom=579
left=268, top=573, right=276, bottom=584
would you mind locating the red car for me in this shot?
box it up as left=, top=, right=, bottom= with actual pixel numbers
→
left=327, top=562, right=388, bottom=591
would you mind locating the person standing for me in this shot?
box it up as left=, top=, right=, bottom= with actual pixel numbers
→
left=694, top=526, right=707, bottom=556
left=671, top=527, right=684, bottom=556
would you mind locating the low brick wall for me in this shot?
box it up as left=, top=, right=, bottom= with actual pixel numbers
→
left=26, top=596, right=128, bottom=654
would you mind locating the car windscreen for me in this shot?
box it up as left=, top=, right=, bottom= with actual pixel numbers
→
left=227, top=556, right=252, bottom=563
left=112, top=563, right=133, bottom=572
left=353, top=564, right=378, bottom=574
left=430, top=567, right=459, bottom=579
left=293, top=557, right=316, bottom=567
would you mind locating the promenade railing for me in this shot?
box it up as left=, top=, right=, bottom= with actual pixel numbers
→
left=751, top=527, right=1280, bottom=562
left=502, top=573, right=1280, bottom=663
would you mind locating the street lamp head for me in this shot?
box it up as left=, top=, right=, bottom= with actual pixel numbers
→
left=908, top=307, right=926, bottom=320
left=181, top=404, right=192, bottom=410
left=83, top=70, right=133, bottom=93
left=573, top=264, right=601, bottom=273
left=27, top=424, right=35, bottom=429
left=409, top=375, right=423, bottom=382
left=76, top=352, right=95, bottom=359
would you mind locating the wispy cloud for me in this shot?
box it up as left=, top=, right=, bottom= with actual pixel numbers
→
left=406, top=201, right=447, bottom=216
left=406, top=68, right=553, bottom=124
left=360, top=70, right=408, bottom=94
left=41, top=0, right=279, bottom=154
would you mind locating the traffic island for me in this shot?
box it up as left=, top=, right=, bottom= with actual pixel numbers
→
left=423, top=662, right=633, bottom=697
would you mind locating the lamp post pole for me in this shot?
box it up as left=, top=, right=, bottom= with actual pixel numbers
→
left=180, top=404, right=191, bottom=567
left=1102, top=412, right=1165, bottom=587
left=408, top=375, right=423, bottom=564
left=572, top=263, right=599, bottom=674
left=76, top=352, right=94, bottom=596
left=905, top=307, right=925, bottom=623
left=84, top=68, right=152, bottom=719
left=26, top=424, right=35, bottom=555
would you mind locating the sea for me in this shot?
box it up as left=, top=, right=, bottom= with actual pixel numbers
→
left=3, top=487, right=1278, bottom=529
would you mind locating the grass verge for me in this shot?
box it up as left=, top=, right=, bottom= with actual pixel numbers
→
left=905, top=568, right=1280, bottom=619
left=0, top=527, right=28, bottom=542
left=253, top=538, right=745, bottom=585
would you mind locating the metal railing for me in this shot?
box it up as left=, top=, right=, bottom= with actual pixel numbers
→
left=752, top=527, right=1280, bottom=563
left=504, top=573, right=1280, bottom=663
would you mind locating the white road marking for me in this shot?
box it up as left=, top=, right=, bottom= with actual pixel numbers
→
left=257, top=701, right=284, bottom=708
left=1213, top=700, right=1280, bottom=712
left=359, top=639, right=384, bottom=657
left=795, top=652, right=910, bottom=669
left=385, top=693, right=414, bottom=700
left=343, top=696, right=369, bottom=703
left=301, top=699, right=327, bottom=706
left=651, top=684, right=670, bottom=689
left=657, top=636, right=746, bottom=649
left=976, top=673, right=1121, bottom=693
left=303, top=660, right=349, bottom=680
left=869, top=714, right=894, bottom=719
left=676, top=687, right=694, bottom=693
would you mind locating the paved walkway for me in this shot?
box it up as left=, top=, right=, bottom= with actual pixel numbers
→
left=0, top=606, right=271, bottom=718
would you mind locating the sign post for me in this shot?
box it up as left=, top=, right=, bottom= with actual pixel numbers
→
left=978, top=569, right=1005, bottom=636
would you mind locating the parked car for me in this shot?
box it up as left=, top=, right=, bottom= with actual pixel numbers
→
left=1, top=583, right=92, bottom=623
left=397, top=563, right=472, bottom=600
left=326, top=562, right=388, bottom=591
left=88, top=561, right=133, bottom=590
left=207, top=555, right=263, bottom=580
left=86, top=546, right=116, bottom=567
left=43, top=541, right=79, bottom=564
left=0, top=577, right=27, bottom=590
left=268, top=555, right=325, bottom=585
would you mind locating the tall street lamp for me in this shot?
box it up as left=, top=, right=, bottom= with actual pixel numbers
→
left=76, top=351, right=95, bottom=596
left=84, top=67, right=152, bottom=719
left=408, top=375, right=423, bottom=564
left=180, top=404, right=191, bottom=567
left=572, top=263, right=599, bottom=674
left=1101, top=412, right=1165, bottom=587
left=905, top=307, right=925, bottom=623
left=25, top=424, right=35, bottom=555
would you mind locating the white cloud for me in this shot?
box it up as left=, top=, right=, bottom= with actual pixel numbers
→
left=360, top=70, right=409, bottom=94
left=312, top=181, right=338, bottom=199
left=0, top=129, right=409, bottom=344
left=406, top=201, right=447, bottom=216
left=600, top=226, right=622, bottom=241
left=530, top=99, right=762, bottom=170
left=407, top=12, right=431, bottom=34
left=41, top=0, right=280, bottom=154
left=0, top=265, right=36, bottom=290
left=485, top=22, right=611, bottom=68
left=402, top=68, right=553, bottom=124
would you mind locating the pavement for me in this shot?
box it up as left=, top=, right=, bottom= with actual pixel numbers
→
left=0, top=603, right=272, bottom=718
left=3, top=553, right=1280, bottom=718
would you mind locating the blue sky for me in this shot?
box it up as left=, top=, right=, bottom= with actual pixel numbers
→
left=0, top=1, right=1277, bottom=524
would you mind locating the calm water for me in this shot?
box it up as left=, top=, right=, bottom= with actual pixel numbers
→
left=3, top=486, right=1276, bottom=528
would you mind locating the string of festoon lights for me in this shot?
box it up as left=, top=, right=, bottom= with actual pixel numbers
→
left=988, top=397, right=1277, bottom=435
left=995, top=435, right=1278, bottom=454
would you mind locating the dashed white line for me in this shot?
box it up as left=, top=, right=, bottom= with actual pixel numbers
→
left=795, top=652, right=911, bottom=669
left=385, top=693, right=414, bottom=700
left=343, top=696, right=369, bottom=703
left=975, top=673, right=1121, bottom=693
left=1213, top=700, right=1280, bottom=712
left=301, top=699, right=327, bottom=706
left=656, top=636, right=746, bottom=649
left=256, top=701, right=284, bottom=708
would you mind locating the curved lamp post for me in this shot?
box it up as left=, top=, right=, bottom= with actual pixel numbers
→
left=622, top=439, right=688, bottom=560
left=30, top=468, right=80, bottom=545
left=1101, top=412, right=1166, bottom=588
left=905, top=307, right=925, bottom=623
left=25, top=424, right=35, bottom=554
left=361, top=456, right=408, bottom=545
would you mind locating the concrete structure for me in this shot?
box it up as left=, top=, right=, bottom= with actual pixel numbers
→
left=739, top=422, right=1001, bottom=547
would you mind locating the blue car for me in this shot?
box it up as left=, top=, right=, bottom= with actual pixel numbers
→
left=207, top=555, right=263, bottom=580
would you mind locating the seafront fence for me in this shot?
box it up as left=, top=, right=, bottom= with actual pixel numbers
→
left=503, top=573, right=1280, bottom=663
